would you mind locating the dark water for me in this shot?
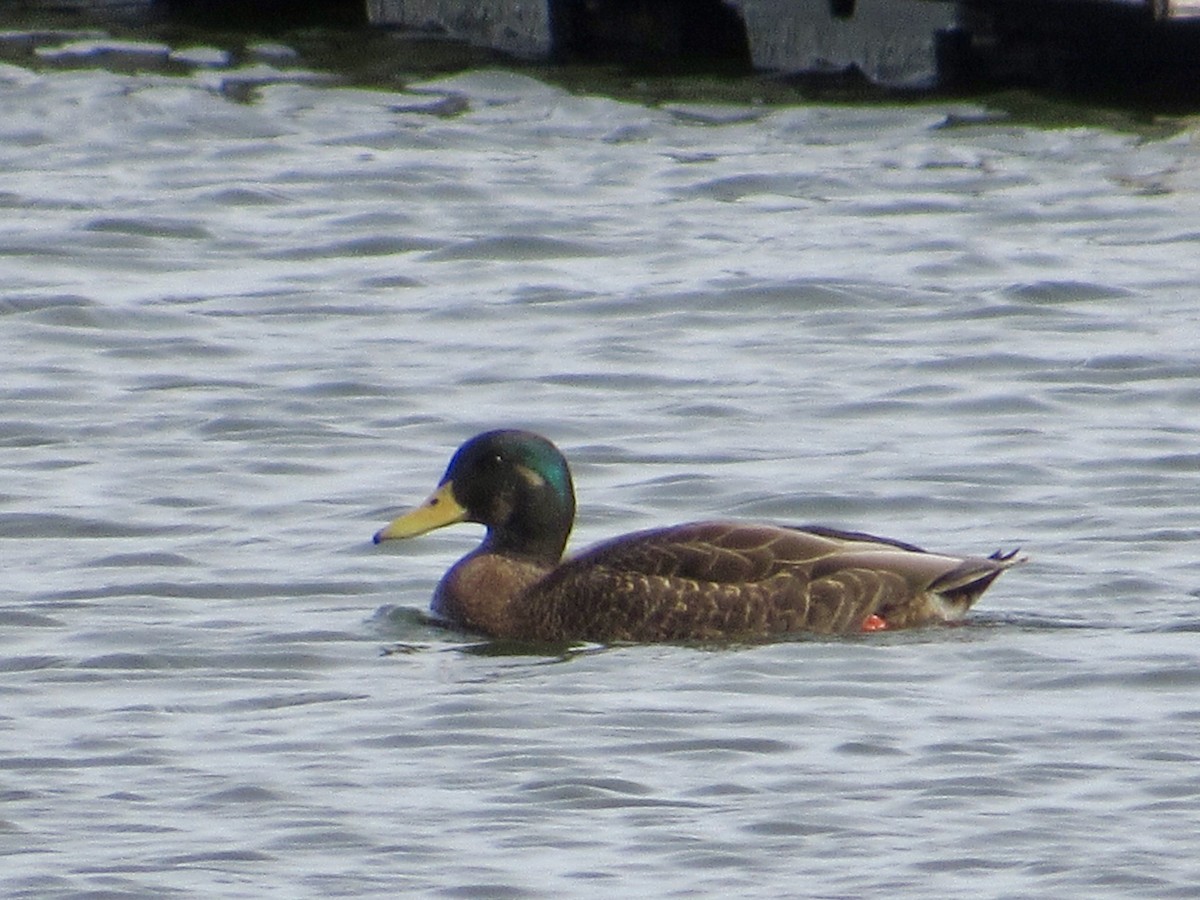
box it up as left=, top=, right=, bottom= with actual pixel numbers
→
left=4, top=26, right=1200, bottom=899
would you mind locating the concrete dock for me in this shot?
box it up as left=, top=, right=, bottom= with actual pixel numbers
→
left=17, top=0, right=1200, bottom=91
left=365, top=0, right=1200, bottom=89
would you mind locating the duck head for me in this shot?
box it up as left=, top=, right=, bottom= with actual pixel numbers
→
left=373, top=429, right=576, bottom=563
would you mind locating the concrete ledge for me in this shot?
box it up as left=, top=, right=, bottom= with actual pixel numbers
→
left=366, top=0, right=552, bottom=59
left=367, top=0, right=955, bottom=86
left=728, top=0, right=954, bottom=85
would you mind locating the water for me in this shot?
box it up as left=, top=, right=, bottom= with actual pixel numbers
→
left=4, top=27, right=1200, bottom=899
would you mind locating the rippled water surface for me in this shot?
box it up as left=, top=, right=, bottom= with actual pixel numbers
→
left=5, top=28, right=1200, bottom=898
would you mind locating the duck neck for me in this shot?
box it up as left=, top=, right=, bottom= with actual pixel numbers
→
left=484, top=522, right=569, bottom=565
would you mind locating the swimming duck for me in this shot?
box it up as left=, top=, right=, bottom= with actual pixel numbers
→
left=373, top=430, right=1023, bottom=642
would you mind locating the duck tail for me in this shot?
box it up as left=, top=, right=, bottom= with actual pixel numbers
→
left=930, top=549, right=1027, bottom=608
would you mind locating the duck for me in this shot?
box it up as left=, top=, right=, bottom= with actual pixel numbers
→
left=373, top=429, right=1024, bottom=642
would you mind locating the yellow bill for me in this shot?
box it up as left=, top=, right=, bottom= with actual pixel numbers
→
left=373, top=481, right=466, bottom=543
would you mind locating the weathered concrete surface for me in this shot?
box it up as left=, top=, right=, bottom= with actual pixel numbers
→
left=367, top=0, right=957, bottom=85
left=726, top=0, right=956, bottom=85
left=366, top=0, right=553, bottom=59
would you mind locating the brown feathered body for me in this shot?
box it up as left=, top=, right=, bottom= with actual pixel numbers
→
left=432, top=521, right=1021, bottom=642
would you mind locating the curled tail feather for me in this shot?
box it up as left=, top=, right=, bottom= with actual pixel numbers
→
left=932, top=549, right=1026, bottom=607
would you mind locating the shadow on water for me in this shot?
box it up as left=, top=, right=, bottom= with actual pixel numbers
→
left=373, top=605, right=601, bottom=662
left=372, top=604, right=1111, bottom=660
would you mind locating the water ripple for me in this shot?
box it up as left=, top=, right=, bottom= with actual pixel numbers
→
left=2, top=38, right=1200, bottom=900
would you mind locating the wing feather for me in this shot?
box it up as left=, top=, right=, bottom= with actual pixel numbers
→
left=512, top=521, right=1020, bottom=641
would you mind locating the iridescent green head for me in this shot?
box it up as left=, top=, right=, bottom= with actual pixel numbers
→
left=374, top=430, right=577, bottom=562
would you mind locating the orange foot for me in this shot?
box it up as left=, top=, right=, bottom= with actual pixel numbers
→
left=861, top=614, right=888, bottom=632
